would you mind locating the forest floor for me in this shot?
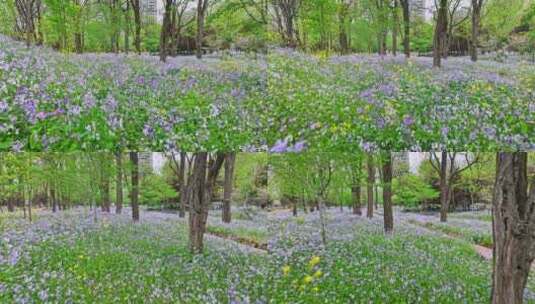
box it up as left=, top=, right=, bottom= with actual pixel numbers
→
left=0, top=206, right=534, bottom=303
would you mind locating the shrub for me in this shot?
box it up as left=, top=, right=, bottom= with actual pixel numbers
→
left=393, top=173, right=439, bottom=207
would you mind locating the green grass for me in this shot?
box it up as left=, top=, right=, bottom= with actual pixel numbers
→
left=1, top=215, right=534, bottom=303
left=206, top=225, right=270, bottom=246
left=409, top=219, right=493, bottom=248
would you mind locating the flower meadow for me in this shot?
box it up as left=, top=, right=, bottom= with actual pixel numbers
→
left=1, top=207, right=534, bottom=303
left=1, top=35, right=533, bottom=152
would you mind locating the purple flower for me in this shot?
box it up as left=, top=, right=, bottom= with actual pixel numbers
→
left=376, top=83, right=397, bottom=97
left=38, top=290, right=48, bottom=301
left=11, top=141, right=23, bottom=152
left=270, top=138, right=288, bottom=153
left=403, top=115, right=414, bottom=127
left=36, top=111, right=47, bottom=120
left=143, top=124, right=154, bottom=138
left=83, top=93, right=96, bottom=109
left=359, top=89, right=375, bottom=104
left=0, top=100, right=7, bottom=113
left=441, top=127, right=449, bottom=137
left=287, top=140, right=307, bottom=152
left=8, top=249, right=19, bottom=265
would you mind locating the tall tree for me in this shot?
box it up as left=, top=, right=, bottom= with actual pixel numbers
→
left=130, top=152, right=140, bottom=221
left=399, top=0, right=410, bottom=57
left=392, top=0, right=399, bottom=56
left=222, top=152, right=236, bottom=223
left=115, top=152, right=123, bottom=214
left=272, top=0, right=300, bottom=47
left=351, top=155, right=362, bottom=215
left=160, top=0, right=174, bottom=61
left=433, top=0, right=449, bottom=67
left=189, top=152, right=225, bottom=254
left=366, top=154, right=374, bottom=218
left=470, top=0, right=484, bottom=61
left=382, top=152, right=393, bottom=234
left=491, top=152, right=534, bottom=304
left=195, top=0, right=209, bottom=59
left=130, top=0, right=141, bottom=54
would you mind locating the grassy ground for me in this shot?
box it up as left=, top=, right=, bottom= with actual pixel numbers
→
left=0, top=208, right=533, bottom=303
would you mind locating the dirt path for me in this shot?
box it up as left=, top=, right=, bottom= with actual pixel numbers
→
left=205, top=233, right=267, bottom=255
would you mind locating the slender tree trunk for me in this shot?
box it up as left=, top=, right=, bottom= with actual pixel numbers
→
left=392, top=0, right=399, bottom=56
left=292, top=198, right=298, bottom=216
left=116, top=152, right=123, bottom=214
left=196, top=0, right=207, bottom=59
left=130, top=152, right=140, bottom=222
left=160, top=0, right=173, bottom=62
left=352, top=184, right=362, bottom=215
left=439, top=151, right=449, bottom=222
left=470, top=0, right=482, bottom=62
left=130, top=0, right=141, bottom=54
left=222, top=152, right=235, bottom=223
left=400, top=0, right=410, bottom=58
left=382, top=153, right=393, bottom=234
left=179, top=152, right=187, bottom=218
left=189, top=153, right=208, bottom=254
left=491, top=152, right=534, bottom=304
left=433, top=0, right=448, bottom=67
left=125, top=0, right=131, bottom=53
left=318, top=196, right=327, bottom=245
left=367, top=155, right=374, bottom=218
left=51, top=184, right=57, bottom=212
left=7, top=198, right=14, bottom=212
left=101, top=163, right=111, bottom=212
left=338, top=3, right=349, bottom=54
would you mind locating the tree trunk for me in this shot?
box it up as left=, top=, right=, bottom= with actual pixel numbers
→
left=130, top=0, right=141, bottom=54
left=179, top=152, right=187, bottom=218
left=433, top=0, right=448, bottom=67
left=51, top=184, right=57, bottom=212
left=491, top=152, right=534, bottom=304
left=382, top=153, right=393, bottom=234
left=222, top=152, right=235, bottom=223
left=392, top=0, right=399, bottom=56
left=116, top=152, right=123, bottom=214
left=101, top=162, right=111, bottom=212
left=367, top=155, right=374, bottom=218
left=7, top=198, right=14, bottom=212
left=470, top=0, right=482, bottom=62
left=439, top=151, right=449, bottom=222
left=196, top=0, right=207, bottom=59
left=188, top=153, right=225, bottom=254
left=125, top=0, right=131, bottom=53
left=338, top=3, right=349, bottom=54
left=318, top=196, right=327, bottom=245
left=352, top=185, right=362, bottom=215
left=160, top=0, right=173, bottom=62
left=292, top=198, right=298, bottom=216
left=400, top=0, right=410, bottom=58
left=130, top=152, right=140, bottom=222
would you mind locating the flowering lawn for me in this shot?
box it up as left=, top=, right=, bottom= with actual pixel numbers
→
left=1, top=207, right=534, bottom=303
left=1, top=36, right=533, bottom=151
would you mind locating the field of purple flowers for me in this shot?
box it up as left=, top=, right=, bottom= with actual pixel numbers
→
left=1, top=207, right=534, bottom=303
left=1, top=35, right=533, bottom=152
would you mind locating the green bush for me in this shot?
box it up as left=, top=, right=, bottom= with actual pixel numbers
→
left=393, top=173, right=439, bottom=207
left=140, top=173, right=177, bottom=206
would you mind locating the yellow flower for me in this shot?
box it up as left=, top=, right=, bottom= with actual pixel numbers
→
left=282, top=265, right=291, bottom=276
left=313, top=270, right=323, bottom=278
left=308, top=256, right=320, bottom=268
left=303, top=275, right=314, bottom=284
